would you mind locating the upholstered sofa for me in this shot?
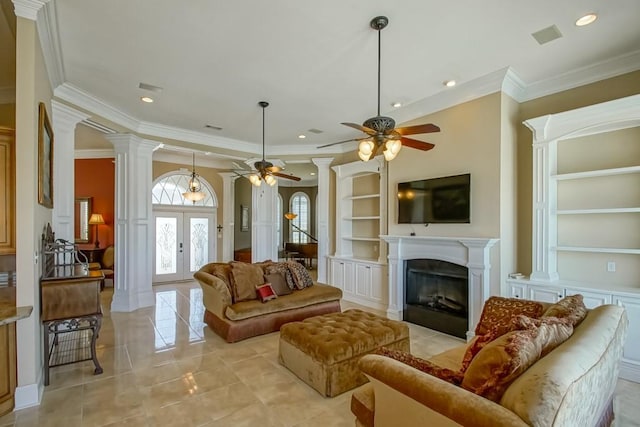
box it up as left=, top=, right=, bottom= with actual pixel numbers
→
left=351, top=297, right=628, bottom=427
left=194, top=261, right=342, bottom=342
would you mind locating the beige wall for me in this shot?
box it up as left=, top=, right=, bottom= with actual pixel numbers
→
left=152, top=160, right=225, bottom=262
left=234, top=178, right=252, bottom=250
left=15, top=15, right=53, bottom=394
left=516, top=70, right=640, bottom=275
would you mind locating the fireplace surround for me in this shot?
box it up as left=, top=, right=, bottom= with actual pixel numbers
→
left=381, top=235, right=498, bottom=339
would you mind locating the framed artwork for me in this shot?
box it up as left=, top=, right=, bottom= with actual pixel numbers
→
left=38, top=102, right=54, bottom=208
left=241, top=205, right=249, bottom=231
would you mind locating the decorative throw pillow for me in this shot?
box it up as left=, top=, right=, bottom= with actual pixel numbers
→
left=230, top=262, right=265, bottom=302
left=208, top=263, right=234, bottom=302
left=264, top=263, right=296, bottom=290
left=376, top=347, right=463, bottom=386
left=265, top=272, right=292, bottom=296
left=255, top=283, right=277, bottom=303
left=542, top=294, right=587, bottom=327
left=461, top=328, right=542, bottom=402
left=515, top=315, right=574, bottom=357
left=285, top=261, right=314, bottom=289
left=475, top=296, right=544, bottom=336
left=461, top=327, right=504, bottom=373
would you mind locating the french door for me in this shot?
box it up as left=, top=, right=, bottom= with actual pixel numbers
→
left=153, top=210, right=215, bottom=282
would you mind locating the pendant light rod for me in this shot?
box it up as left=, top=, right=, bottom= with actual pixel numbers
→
left=259, top=101, right=269, bottom=161
left=370, top=16, right=388, bottom=118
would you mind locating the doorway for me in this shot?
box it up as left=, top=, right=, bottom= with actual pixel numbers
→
left=153, top=210, right=215, bottom=282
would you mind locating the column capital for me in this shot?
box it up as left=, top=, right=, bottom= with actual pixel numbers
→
left=218, top=172, right=241, bottom=181
left=51, top=100, right=90, bottom=129
left=312, top=157, right=334, bottom=169
left=106, top=133, right=161, bottom=153
left=12, top=0, right=50, bottom=20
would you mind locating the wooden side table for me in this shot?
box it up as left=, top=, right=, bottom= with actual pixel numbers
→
left=78, top=247, right=105, bottom=265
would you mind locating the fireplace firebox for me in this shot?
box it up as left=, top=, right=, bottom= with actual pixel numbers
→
left=404, top=259, right=468, bottom=339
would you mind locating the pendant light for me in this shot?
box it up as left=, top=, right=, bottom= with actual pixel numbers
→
left=182, top=153, right=206, bottom=203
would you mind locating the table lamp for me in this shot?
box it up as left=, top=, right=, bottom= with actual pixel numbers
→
left=88, top=213, right=105, bottom=248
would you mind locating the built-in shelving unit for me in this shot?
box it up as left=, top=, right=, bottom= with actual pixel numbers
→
left=510, top=93, right=640, bottom=382
left=330, top=157, right=389, bottom=311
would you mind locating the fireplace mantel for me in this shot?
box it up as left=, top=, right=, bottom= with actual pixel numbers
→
left=381, top=235, right=498, bottom=339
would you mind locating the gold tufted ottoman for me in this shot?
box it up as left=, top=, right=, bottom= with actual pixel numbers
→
left=278, top=309, right=410, bottom=397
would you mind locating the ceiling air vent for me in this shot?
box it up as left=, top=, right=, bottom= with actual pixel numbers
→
left=138, top=82, right=163, bottom=93
left=205, top=124, right=223, bottom=131
left=531, top=25, right=563, bottom=45
left=308, top=128, right=323, bottom=134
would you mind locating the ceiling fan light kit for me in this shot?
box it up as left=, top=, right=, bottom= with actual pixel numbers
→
left=319, top=16, right=440, bottom=162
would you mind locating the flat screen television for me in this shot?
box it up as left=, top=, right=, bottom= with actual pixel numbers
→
left=397, top=173, right=470, bottom=224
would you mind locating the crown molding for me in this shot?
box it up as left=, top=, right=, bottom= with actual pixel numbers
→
left=520, top=49, right=640, bottom=102
left=51, top=99, right=90, bottom=128
left=12, top=0, right=49, bottom=20
left=0, top=86, right=15, bottom=104
left=152, top=150, right=231, bottom=169
left=36, top=0, right=65, bottom=89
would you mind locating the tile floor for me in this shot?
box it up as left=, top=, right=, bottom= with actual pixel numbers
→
left=1, top=281, right=639, bottom=426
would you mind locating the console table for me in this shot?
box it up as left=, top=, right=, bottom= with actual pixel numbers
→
left=40, top=265, right=104, bottom=386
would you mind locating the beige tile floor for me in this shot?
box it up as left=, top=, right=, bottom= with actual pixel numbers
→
left=1, top=281, right=639, bottom=426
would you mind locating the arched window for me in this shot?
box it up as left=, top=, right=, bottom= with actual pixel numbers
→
left=152, top=171, right=217, bottom=207
left=290, top=192, right=310, bottom=243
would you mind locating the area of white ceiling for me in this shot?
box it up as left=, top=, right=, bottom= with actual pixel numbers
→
left=42, top=0, right=640, bottom=160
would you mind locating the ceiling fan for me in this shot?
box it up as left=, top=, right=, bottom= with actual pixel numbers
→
left=245, top=101, right=301, bottom=187
left=318, top=16, right=440, bottom=161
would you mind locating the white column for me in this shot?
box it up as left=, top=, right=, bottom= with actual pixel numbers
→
left=219, top=172, right=238, bottom=262
left=51, top=100, right=89, bottom=242
left=252, top=182, right=278, bottom=263
left=462, top=239, right=499, bottom=338
left=106, top=134, right=159, bottom=312
left=312, top=157, right=333, bottom=284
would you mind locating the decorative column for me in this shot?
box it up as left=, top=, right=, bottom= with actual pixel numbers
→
left=312, top=157, right=333, bottom=284
left=252, top=182, right=278, bottom=263
left=51, top=100, right=89, bottom=242
left=106, top=134, right=159, bottom=312
left=219, top=172, right=238, bottom=262
left=524, top=115, right=560, bottom=281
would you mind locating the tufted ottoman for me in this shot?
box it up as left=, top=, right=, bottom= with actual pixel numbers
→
left=278, top=309, right=410, bottom=397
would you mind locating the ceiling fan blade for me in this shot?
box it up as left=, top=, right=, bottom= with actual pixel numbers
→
left=400, top=136, right=435, bottom=151
left=317, top=138, right=362, bottom=149
left=395, top=123, right=440, bottom=136
left=341, top=122, right=376, bottom=135
left=272, top=172, right=301, bottom=181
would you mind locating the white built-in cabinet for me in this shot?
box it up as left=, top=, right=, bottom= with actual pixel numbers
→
left=507, top=94, right=640, bottom=383
left=329, top=157, right=389, bottom=311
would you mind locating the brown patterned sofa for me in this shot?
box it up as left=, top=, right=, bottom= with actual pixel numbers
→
left=351, top=296, right=628, bottom=427
left=194, top=261, right=341, bottom=342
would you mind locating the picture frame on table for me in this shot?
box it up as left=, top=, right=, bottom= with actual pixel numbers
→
left=38, top=102, right=54, bottom=208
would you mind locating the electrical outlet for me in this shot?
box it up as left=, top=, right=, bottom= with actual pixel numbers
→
left=607, top=261, right=616, bottom=272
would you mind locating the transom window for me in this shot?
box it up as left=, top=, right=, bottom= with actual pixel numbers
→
left=152, top=172, right=217, bottom=207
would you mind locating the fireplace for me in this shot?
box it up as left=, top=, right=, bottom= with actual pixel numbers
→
left=381, top=235, right=498, bottom=340
left=405, top=259, right=468, bottom=338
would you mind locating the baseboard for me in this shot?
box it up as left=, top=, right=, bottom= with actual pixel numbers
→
left=342, top=295, right=388, bottom=316
left=619, top=359, right=640, bottom=383
left=14, top=381, right=43, bottom=410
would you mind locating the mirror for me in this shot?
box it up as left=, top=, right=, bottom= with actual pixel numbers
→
left=74, top=197, right=92, bottom=243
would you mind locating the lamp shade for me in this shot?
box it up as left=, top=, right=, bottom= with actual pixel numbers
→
left=88, top=213, right=105, bottom=225
left=284, top=212, right=297, bottom=220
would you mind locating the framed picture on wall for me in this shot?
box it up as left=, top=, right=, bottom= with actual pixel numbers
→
left=38, top=102, right=54, bottom=208
left=241, top=205, right=249, bottom=231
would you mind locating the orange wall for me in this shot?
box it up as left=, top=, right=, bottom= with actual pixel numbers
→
left=75, top=158, right=115, bottom=247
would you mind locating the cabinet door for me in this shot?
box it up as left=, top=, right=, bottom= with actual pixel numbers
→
left=528, top=285, right=564, bottom=303
left=329, top=259, right=345, bottom=291
left=343, top=261, right=355, bottom=294
left=508, top=283, right=527, bottom=299
left=370, top=265, right=386, bottom=302
left=614, top=295, right=640, bottom=364
left=568, top=289, right=611, bottom=309
left=355, top=263, right=372, bottom=298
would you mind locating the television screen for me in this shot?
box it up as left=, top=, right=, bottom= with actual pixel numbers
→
left=398, top=174, right=470, bottom=224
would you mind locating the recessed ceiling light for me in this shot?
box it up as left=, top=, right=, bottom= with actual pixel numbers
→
left=141, top=96, right=154, bottom=103
left=575, top=13, right=597, bottom=26
left=391, top=101, right=402, bottom=108
left=298, top=134, right=306, bottom=139
left=310, top=172, right=316, bottom=176
left=444, top=80, right=456, bottom=87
